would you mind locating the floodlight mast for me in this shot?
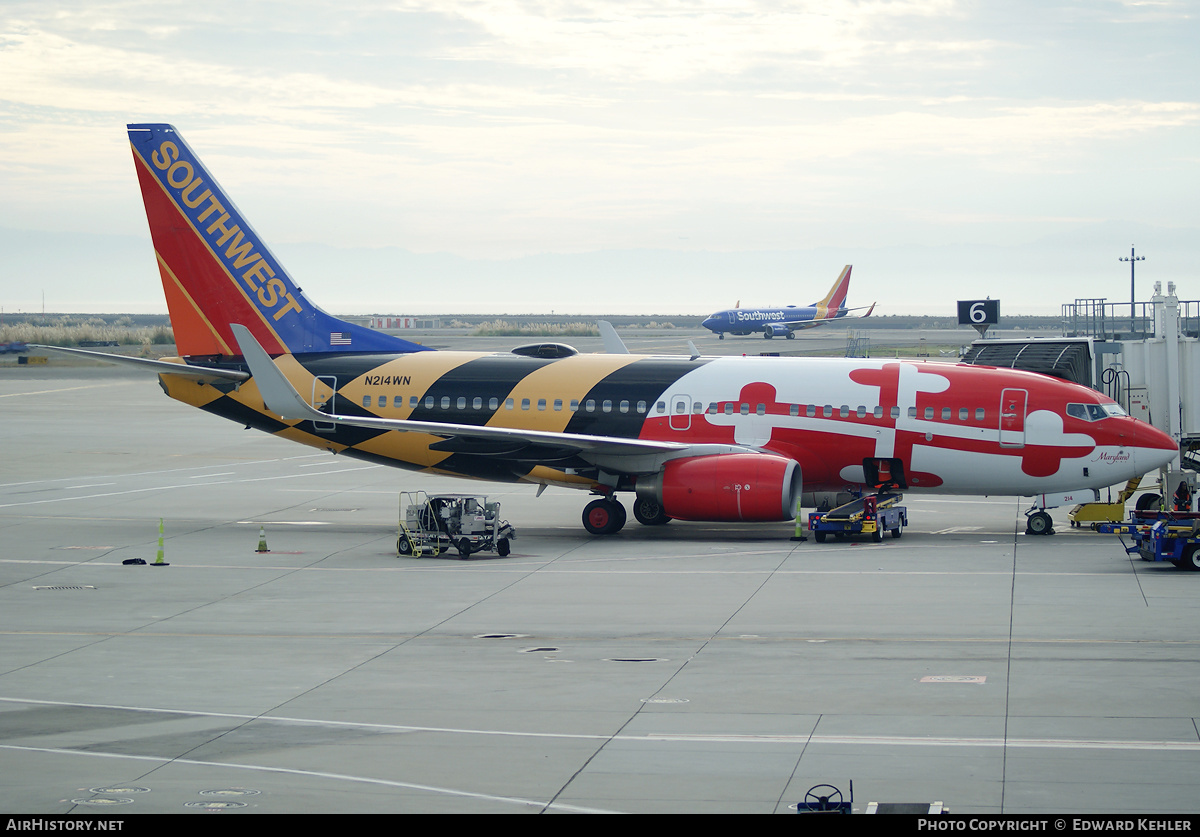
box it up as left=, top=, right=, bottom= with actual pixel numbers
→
left=1120, top=246, right=1145, bottom=335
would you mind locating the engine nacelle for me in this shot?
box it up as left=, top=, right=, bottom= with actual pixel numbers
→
left=637, top=454, right=803, bottom=522
left=765, top=322, right=790, bottom=338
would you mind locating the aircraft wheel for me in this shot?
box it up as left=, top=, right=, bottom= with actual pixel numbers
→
left=496, top=538, right=511, bottom=557
left=456, top=538, right=473, bottom=559
left=1027, top=511, right=1053, bottom=536
left=785, top=331, right=795, bottom=340
left=718, top=333, right=724, bottom=340
left=633, top=498, right=671, bottom=526
left=583, top=498, right=626, bottom=535
left=397, top=535, right=413, bottom=556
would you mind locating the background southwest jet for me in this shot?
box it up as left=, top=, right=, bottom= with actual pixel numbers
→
left=38, top=123, right=1178, bottom=538
left=701, top=265, right=876, bottom=339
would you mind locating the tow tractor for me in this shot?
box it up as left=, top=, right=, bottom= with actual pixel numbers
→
left=808, top=493, right=907, bottom=543
left=398, top=492, right=516, bottom=559
left=1097, top=509, right=1200, bottom=570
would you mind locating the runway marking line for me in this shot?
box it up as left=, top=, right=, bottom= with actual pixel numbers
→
left=1, top=697, right=1196, bottom=753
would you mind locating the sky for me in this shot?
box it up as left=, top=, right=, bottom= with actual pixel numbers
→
left=1, top=0, right=1197, bottom=317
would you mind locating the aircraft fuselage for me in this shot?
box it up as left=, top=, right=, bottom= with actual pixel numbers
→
left=160, top=350, right=1173, bottom=501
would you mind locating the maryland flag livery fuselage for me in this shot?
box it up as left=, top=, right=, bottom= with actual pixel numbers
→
left=117, top=123, right=1176, bottom=535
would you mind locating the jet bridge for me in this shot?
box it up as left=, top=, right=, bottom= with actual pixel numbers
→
left=964, top=282, right=1200, bottom=464
left=962, top=283, right=1200, bottom=512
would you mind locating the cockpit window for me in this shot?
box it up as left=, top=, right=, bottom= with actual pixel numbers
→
left=1103, top=403, right=1128, bottom=418
left=1067, top=403, right=1110, bottom=422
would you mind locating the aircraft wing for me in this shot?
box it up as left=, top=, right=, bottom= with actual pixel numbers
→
left=29, top=344, right=250, bottom=383
left=231, top=325, right=689, bottom=459
left=781, top=302, right=876, bottom=329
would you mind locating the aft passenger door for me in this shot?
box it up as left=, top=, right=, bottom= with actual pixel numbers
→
left=999, top=388, right=1027, bottom=448
left=312, top=376, right=337, bottom=433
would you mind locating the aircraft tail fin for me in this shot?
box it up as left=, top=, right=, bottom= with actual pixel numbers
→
left=127, top=123, right=429, bottom=358
left=813, top=265, right=852, bottom=319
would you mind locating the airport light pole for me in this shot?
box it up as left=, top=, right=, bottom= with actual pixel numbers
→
left=1119, top=246, right=1144, bottom=335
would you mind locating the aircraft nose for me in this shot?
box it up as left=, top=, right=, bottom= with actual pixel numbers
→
left=1130, top=419, right=1178, bottom=469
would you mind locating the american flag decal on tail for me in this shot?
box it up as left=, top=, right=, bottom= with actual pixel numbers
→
left=330, top=333, right=351, bottom=346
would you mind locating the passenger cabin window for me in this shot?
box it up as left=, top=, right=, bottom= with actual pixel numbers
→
left=363, top=395, right=371, bottom=408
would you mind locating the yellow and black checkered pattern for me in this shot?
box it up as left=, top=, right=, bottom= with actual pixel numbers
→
left=160, top=350, right=711, bottom=486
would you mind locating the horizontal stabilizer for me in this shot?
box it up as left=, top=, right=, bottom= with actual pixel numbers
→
left=30, top=344, right=249, bottom=382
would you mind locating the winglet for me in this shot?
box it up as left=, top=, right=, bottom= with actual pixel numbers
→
left=231, top=323, right=326, bottom=421
left=598, top=321, right=629, bottom=354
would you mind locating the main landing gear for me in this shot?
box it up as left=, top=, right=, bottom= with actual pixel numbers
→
left=583, top=497, right=626, bottom=535
left=582, top=495, right=673, bottom=534
left=633, top=497, right=671, bottom=526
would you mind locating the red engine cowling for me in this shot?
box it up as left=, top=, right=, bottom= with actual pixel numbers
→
left=638, top=454, right=803, bottom=522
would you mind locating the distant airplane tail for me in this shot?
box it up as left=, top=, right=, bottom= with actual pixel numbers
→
left=813, top=265, right=852, bottom=320
left=127, top=123, right=429, bottom=358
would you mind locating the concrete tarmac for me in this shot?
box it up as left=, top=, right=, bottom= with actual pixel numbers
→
left=1, top=362, right=1199, bottom=814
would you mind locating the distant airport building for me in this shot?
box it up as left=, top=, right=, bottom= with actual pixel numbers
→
left=370, top=316, right=440, bottom=329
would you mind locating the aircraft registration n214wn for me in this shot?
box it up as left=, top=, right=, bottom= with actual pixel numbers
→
left=46, top=123, right=1178, bottom=537
left=701, top=265, right=875, bottom=339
